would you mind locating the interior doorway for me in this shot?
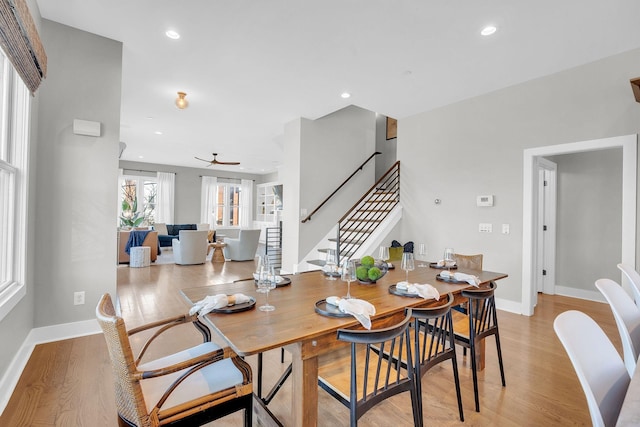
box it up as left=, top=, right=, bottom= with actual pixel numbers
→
left=522, top=134, right=637, bottom=316
left=534, top=157, right=557, bottom=302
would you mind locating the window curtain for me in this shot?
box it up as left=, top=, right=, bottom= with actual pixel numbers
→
left=0, top=0, right=47, bottom=94
left=156, top=172, right=175, bottom=223
left=240, top=179, right=253, bottom=228
left=200, top=176, right=217, bottom=228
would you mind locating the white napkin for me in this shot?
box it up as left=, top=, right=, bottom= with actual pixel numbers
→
left=326, top=296, right=376, bottom=330
left=396, top=282, right=440, bottom=300
left=189, top=293, right=252, bottom=316
left=253, top=273, right=284, bottom=283
left=436, top=259, right=457, bottom=267
left=439, top=270, right=480, bottom=287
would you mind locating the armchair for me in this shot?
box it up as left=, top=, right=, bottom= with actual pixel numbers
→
left=172, top=230, right=208, bottom=265
left=96, top=293, right=253, bottom=427
left=223, top=229, right=261, bottom=261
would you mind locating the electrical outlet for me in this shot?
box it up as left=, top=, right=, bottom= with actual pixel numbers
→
left=502, top=224, right=510, bottom=234
left=74, top=291, right=85, bottom=305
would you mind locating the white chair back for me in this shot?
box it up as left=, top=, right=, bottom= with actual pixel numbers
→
left=172, top=230, right=208, bottom=265
left=617, top=263, right=640, bottom=308
left=595, top=278, right=640, bottom=377
left=554, top=310, right=630, bottom=427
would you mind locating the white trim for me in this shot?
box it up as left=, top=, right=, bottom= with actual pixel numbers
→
left=0, top=319, right=102, bottom=415
left=495, top=297, right=522, bottom=314
left=554, top=286, right=607, bottom=304
left=522, top=134, right=637, bottom=315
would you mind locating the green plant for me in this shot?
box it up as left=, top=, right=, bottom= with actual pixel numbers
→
left=120, top=198, right=144, bottom=227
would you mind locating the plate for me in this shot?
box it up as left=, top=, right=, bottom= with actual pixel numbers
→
left=211, top=297, right=256, bottom=314
left=429, top=262, right=458, bottom=270
left=388, top=284, right=422, bottom=298
left=314, top=299, right=352, bottom=318
left=436, top=273, right=465, bottom=284
left=253, top=274, right=292, bottom=287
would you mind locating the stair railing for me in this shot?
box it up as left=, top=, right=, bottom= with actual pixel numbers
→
left=300, top=151, right=381, bottom=223
left=336, top=161, right=400, bottom=265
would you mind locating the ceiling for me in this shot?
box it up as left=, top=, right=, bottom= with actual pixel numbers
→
left=35, top=0, right=640, bottom=174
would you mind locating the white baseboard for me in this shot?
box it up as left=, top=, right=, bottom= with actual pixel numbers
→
left=554, top=286, right=606, bottom=303
left=496, top=297, right=523, bottom=314
left=0, top=319, right=102, bottom=415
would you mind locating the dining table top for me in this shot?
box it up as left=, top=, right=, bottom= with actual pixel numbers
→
left=180, top=265, right=508, bottom=357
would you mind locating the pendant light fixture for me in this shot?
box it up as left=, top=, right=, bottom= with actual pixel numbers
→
left=175, top=91, right=188, bottom=109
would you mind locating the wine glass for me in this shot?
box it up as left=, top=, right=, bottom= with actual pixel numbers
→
left=401, top=252, right=415, bottom=284
left=443, top=247, right=455, bottom=271
left=341, top=259, right=356, bottom=299
left=417, top=243, right=428, bottom=267
left=325, top=249, right=338, bottom=280
left=259, top=265, right=276, bottom=311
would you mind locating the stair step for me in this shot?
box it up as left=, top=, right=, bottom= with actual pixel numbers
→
left=345, top=219, right=382, bottom=223
left=307, top=259, right=325, bottom=267
left=329, top=237, right=366, bottom=245
left=356, top=209, right=392, bottom=213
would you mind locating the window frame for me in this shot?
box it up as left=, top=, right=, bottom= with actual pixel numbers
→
left=215, top=181, right=242, bottom=228
left=0, top=49, right=30, bottom=322
left=118, top=174, right=158, bottom=227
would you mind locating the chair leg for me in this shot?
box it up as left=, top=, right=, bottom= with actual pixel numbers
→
left=244, top=394, right=253, bottom=427
left=451, top=355, right=465, bottom=421
left=495, top=332, right=506, bottom=387
left=470, top=340, right=480, bottom=412
left=410, top=377, right=422, bottom=427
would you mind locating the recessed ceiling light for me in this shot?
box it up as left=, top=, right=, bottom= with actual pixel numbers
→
left=165, top=30, right=180, bottom=40
left=341, top=92, right=351, bottom=99
left=154, top=131, right=163, bottom=135
left=481, top=25, right=497, bottom=36
left=138, top=156, right=144, bottom=159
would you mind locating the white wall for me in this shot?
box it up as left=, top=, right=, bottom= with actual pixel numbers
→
left=399, top=46, right=640, bottom=307
left=32, top=20, right=122, bottom=326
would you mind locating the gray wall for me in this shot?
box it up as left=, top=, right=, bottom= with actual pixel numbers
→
left=119, top=160, right=268, bottom=224
left=32, top=20, right=122, bottom=326
left=375, top=114, right=397, bottom=180
left=549, top=149, right=623, bottom=291
left=400, top=47, right=640, bottom=306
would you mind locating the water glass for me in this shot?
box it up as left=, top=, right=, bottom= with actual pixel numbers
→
left=417, top=243, right=428, bottom=267
left=259, top=265, right=276, bottom=312
left=325, top=249, right=338, bottom=280
left=401, top=252, right=415, bottom=283
left=341, top=259, right=356, bottom=299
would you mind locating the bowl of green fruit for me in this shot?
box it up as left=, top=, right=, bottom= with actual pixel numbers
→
left=354, top=255, right=388, bottom=284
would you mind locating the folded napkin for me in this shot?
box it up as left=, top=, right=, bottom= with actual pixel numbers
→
left=436, top=259, right=457, bottom=267
left=252, top=273, right=284, bottom=283
left=439, top=271, right=480, bottom=287
left=326, top=296, right=376, bottom=330
left=396, top=282, right=440, bottom=300
left=189, top=293, right=252, bottom=316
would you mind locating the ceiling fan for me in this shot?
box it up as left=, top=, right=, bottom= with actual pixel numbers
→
left=194, top=152, right=240, bottom=166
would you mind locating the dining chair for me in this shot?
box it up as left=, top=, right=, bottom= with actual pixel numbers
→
left=616, top=263, right=640, bottom=308
left=554, top=310, right=630, bottom=427
left=409, top=293, right=464, bottom=423
left=452, top=281, right=505, bottom=412
left=318, top=312, right=419, bottom=426
left=595, top=278, right=640, bottom=377
left=453, top=253, right=483, bottom=271
left=96, top=293, right=253, bottom=427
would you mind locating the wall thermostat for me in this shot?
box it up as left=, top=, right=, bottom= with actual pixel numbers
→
left=477, top=195, right=494, bottom=207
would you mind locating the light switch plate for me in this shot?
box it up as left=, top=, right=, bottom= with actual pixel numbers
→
left=479, top=223, right=492, bottom=233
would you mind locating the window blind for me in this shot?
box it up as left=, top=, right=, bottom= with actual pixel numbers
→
left=0, top=0, right=46, bottom=94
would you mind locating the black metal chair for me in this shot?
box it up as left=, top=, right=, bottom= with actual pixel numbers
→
left=318, top=312, right=420, bottom=426
left=409, top=293, right=464, bottom=424
left=453, top=282, right=506, bottom=412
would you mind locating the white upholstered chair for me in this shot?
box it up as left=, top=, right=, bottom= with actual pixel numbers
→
left=595, top=278, right=640, bottom=377
left=172, top=230, right=208, bottom=265
left=223, top=229, right=261, bottom=261
left=554, top=310, right=630, bottom=427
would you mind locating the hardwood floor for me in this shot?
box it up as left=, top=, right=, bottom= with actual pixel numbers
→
left=1, top=255, right=620, bottom=426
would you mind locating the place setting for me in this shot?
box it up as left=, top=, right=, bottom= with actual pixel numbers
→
left=388, top=252, right=441, bottom=300
left=189, top=293, right=256, bottom=315
left=429, top=246, right=458, bottom=269
left=253, top=256, right=291, bottom=288
left=315, top=259, right=376, bottom=329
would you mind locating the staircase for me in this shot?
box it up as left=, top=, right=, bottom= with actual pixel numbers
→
left=308, top=161, right=400, bottom=267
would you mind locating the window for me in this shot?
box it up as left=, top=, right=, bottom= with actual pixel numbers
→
left=118, top=175, right=157, bottom=227
left=215, top=182, right=241, bottom=227
left=0, top=49, right=30, bottom=321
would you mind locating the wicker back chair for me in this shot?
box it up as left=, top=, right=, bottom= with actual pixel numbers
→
left=453, top=253, right=483, bottom=271
left=96, top=294, right=253, bottom=427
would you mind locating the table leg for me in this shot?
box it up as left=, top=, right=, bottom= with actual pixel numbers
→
left=286, top=343, right=319, bottom=427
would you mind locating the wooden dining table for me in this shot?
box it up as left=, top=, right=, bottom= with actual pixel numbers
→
left=180, top=264, right=507, bottom=426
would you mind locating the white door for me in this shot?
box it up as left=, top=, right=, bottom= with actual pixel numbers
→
left=534, top=158, right=557, bottom=299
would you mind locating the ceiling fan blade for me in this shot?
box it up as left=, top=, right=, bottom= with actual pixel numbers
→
left=214, top=160, right=241, bottom=165
left=194, top=156, right=212, bottom=163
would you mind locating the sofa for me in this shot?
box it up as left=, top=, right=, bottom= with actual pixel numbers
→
left=154, top=223, right=198, bottom=247
left=118, top=230, right=158, bottom=264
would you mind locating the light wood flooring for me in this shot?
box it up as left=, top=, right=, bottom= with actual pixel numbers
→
left=1, top=255, right=621, bottom=426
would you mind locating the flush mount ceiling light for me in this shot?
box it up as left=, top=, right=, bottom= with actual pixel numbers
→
left=481, top=25, right=497, bottom=36
left=165, top=30, right=180, bottom=39
left=175, top=91, right=189, bottom=109
left=341, top=92, right=351, bottom=99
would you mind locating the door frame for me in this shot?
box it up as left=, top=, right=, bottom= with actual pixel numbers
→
left=522, top=134, right=637, bottom=316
